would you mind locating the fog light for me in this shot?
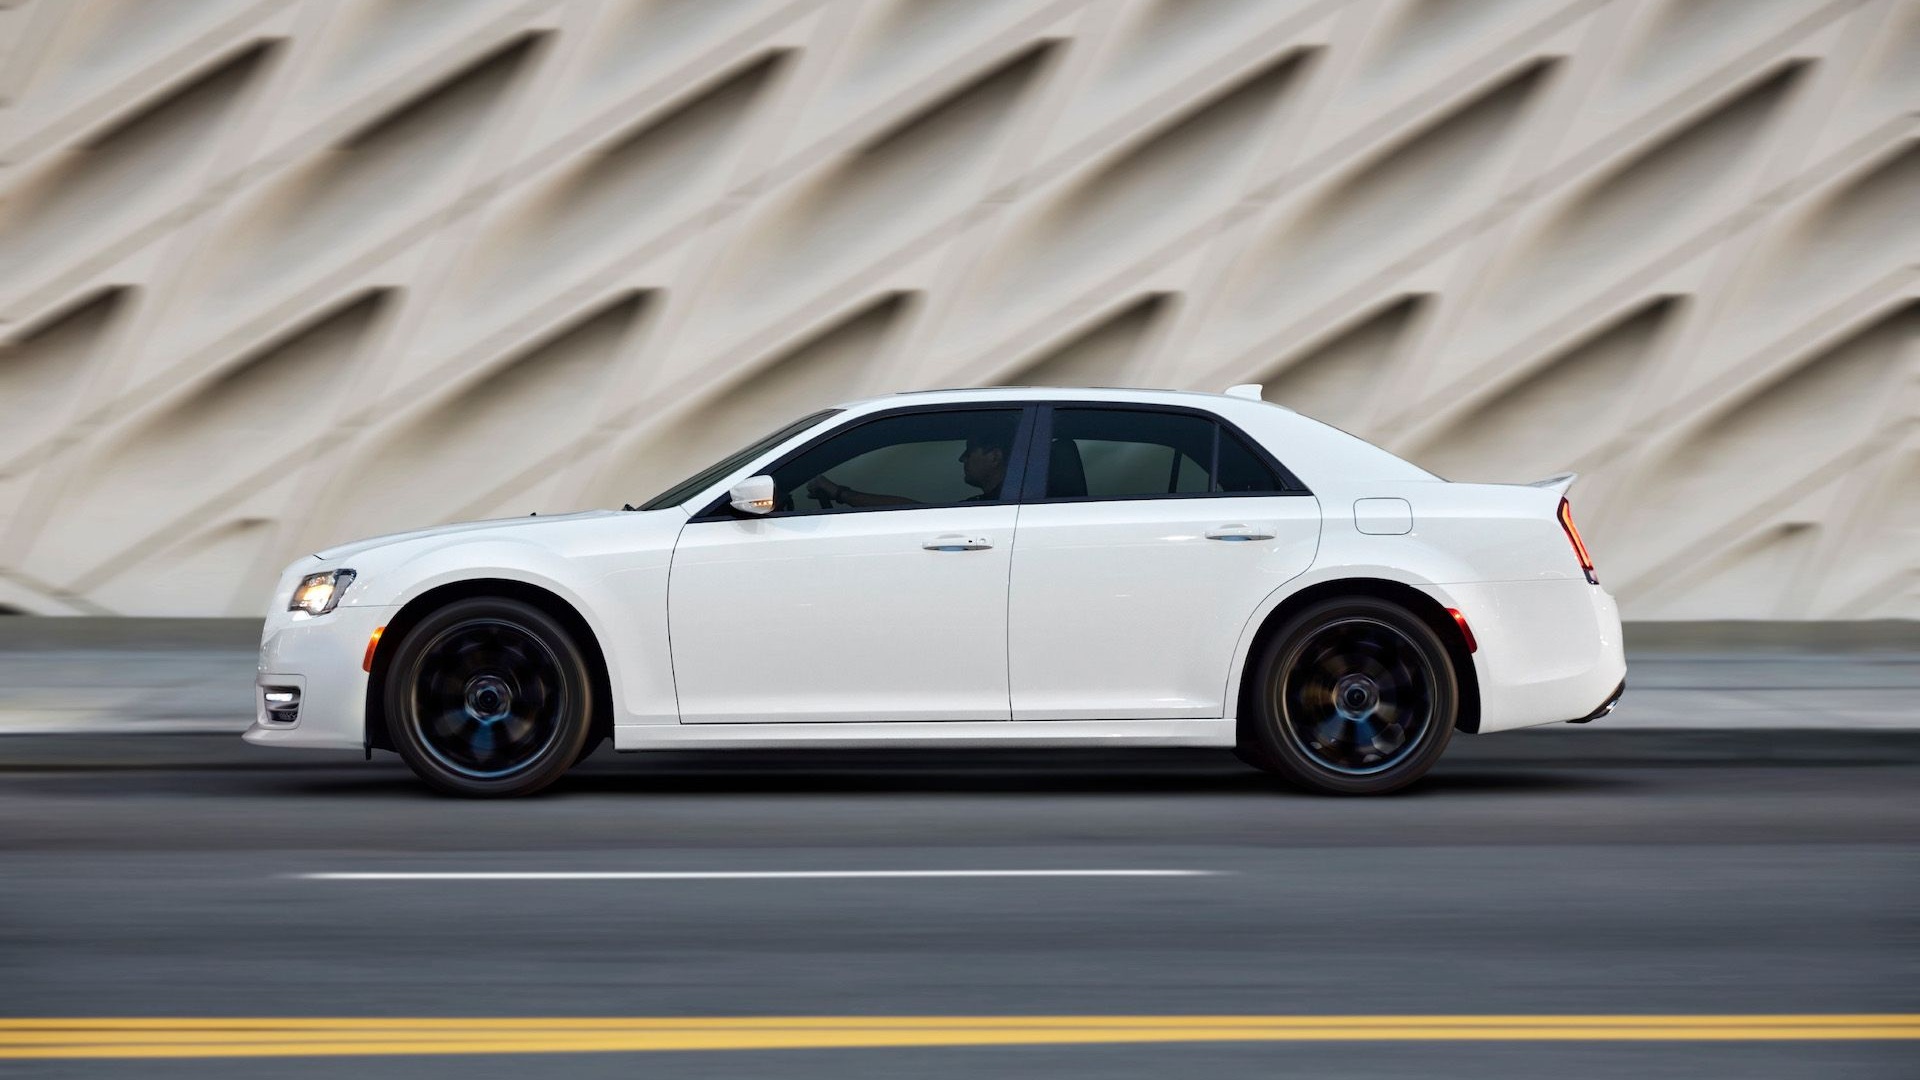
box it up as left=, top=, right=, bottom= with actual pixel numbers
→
left=263, top=686, right=300, bottom=724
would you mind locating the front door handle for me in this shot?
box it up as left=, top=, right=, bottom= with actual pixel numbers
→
left=923, top=535, right=993, bottom=552
left=1206, top=525, right=1273, bottom=542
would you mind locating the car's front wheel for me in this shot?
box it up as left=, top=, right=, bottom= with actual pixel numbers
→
left=385, top=597, right=594, bottom=797
left=1239, top=596, right=1457, bottom=795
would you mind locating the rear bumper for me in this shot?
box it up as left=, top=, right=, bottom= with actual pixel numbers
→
left=1447, top=578, right=1627, bottom=734
left=242, top=604, right=394, bottom=751
left=1566, top=678, right=1627, bottom=724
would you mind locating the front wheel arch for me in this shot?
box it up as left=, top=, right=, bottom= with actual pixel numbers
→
left=1234, top=577, right=1480, bottom=746
left=364, top=579, right=613, bottom=754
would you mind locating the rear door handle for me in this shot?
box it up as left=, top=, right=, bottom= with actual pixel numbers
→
left=923, top=534, right=993, bottom=551
left=1206, top=525, right=1273, bottom=542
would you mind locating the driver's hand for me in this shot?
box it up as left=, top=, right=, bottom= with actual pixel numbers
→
left=806, top=476, right=842, bottom=503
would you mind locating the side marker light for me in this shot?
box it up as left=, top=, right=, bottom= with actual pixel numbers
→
left=1446, top=608, right=1477, bottom=653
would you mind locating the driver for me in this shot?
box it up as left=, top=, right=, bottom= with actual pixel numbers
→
left=807, top=429, right=1010, bottom=508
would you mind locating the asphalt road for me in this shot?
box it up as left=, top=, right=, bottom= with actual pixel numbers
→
left=3, top=732, right=1917, bottom=1078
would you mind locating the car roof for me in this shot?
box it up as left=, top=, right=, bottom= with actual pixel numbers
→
left=836, top=386, right=1291, bottom=411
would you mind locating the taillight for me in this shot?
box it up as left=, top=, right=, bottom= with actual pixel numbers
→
left=1558, top=497, right=1597, bottom=585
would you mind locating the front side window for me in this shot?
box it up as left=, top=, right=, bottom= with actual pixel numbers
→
left=768, top=409, right=1023, bottom=513
left=1044, top=407, right=1287, bottom=499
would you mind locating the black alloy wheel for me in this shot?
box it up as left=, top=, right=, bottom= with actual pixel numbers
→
left=1240, top=596, right=1458, bottom=795
left=386, top=597, right=594, bottom=797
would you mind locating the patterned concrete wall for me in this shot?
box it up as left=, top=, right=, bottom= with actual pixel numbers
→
left=0, top=0, right=1915, bottom=618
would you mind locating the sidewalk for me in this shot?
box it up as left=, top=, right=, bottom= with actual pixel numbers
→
left=1, top=619, right=1916, bottom=735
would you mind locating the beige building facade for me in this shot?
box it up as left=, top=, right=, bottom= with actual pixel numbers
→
left=0, top=0, right=1915, bottom=618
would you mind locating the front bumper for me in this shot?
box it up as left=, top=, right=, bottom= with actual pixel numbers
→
left=243, top=603, right=396, bottom=750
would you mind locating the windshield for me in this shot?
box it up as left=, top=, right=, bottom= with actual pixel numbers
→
left=636, top=409, right=842, bottom=511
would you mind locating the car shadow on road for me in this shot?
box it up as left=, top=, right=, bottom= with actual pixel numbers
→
left=270, top=749, right=1639, bottom=799
left=1407, top=769, right=1638, bottom=794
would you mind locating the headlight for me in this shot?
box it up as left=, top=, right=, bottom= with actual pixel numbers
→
left=289, top=570, right=355, bottom=616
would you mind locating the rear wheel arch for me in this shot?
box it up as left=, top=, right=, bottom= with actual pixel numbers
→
left=1234, top=577, right=1481, bottom=740
left=364, top=578, right=614, bottom=753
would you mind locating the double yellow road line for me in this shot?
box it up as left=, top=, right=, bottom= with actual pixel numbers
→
left=3, top=1015, right=1918, bottom=1059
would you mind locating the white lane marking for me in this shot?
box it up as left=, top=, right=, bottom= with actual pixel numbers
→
left=292, top=869, right=1222, bottom=881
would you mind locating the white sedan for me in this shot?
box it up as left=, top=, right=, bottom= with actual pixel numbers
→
left=248, top=386, right=1625, bottom=797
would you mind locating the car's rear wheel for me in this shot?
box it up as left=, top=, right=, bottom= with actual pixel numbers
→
left=385, top=597, right=593, bottom=797
left=1240, top=596, right=1457, bottom=795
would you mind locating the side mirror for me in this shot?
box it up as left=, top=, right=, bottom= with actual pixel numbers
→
left=728, top=475, right=776, bottom=515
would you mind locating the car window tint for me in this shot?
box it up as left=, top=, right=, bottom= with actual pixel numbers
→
left=1049, top=409, right=1214, bottom=499
left=1214, top=428, right=1286, bottom=493
left=770, top=409, right=1022, bottom=513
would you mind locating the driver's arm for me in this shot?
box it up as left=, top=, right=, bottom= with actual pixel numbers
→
left=808, top=476, right=916, bottom=507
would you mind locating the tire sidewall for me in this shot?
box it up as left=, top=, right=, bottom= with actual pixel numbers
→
left=385, top=597, right=593, bottom=797
left=1248, top=596, right=1458, bottom=795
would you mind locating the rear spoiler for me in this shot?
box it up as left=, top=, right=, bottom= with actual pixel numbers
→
left=1527, top=472, right=1578, bottom=495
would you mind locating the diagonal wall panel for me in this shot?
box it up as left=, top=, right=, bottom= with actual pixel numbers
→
left=0, top=0, right=1914, bottom=618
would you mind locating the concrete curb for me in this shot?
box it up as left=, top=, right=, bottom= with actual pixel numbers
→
left=1623, top=620, right=1920, bottom=652
left=0, top=617, right=262, bottom=650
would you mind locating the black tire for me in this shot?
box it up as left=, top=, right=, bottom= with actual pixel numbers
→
left=1239, top=596, right=1457, bottom=795
left=385, top=597, right=595, bottom=797
left=572, top=734, right=606, bottom=765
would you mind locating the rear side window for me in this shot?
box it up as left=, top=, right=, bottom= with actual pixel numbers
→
left=1215, top=428, right=1285, bottom=493
left=1044, top=408, right=1286, bottom=500
left=1048, top=410, right=1212, bottom=499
